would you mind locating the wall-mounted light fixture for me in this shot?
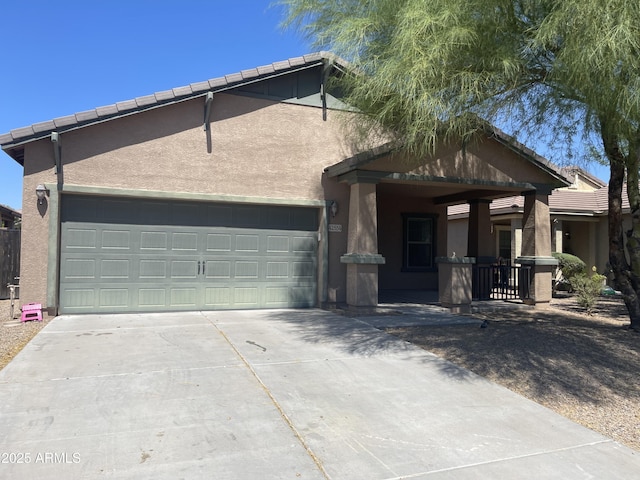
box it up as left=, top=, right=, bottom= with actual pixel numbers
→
left=36, top=184, right=49, bottom=205
left=330, top=200, right=338, bottom=217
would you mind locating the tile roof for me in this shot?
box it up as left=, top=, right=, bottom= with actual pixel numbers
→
left=0, top=52, right=340, bottom=162
left=448, top=183, right=627, bottom=217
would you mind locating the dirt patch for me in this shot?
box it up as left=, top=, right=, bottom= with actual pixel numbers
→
left=385, top=294, right=640, bottom=451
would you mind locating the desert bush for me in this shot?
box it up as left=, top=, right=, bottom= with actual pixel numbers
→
left=571, top=267, right=606, bottom=314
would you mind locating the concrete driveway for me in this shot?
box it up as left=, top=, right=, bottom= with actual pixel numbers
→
left=1, top=309, right=639, bottom=479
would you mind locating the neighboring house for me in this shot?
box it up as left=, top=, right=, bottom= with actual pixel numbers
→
left=0, top=204, right=21, bottom=228
left=0, top=52, right=569, bottom=316
left=0, top=204, right=21, bottom=299
left=448, top=166, right=618, bottom=277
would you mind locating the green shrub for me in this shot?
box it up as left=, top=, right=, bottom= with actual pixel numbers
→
left=552, top=252, right=587, bottom=292
left=571, top=267, right=606, bottom=314
left=552, top=252, right=587, bottom=280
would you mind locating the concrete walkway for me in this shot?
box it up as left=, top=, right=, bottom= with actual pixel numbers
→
left=1, top=309, right=639, bottom=479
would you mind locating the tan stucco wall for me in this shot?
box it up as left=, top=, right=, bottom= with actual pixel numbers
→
left=447, top=219, right=469, bottom=257
left=20, top=93, right=357, bottom=310
left=60, top=94, right=354, bottom=199
left=20, top=140, right=58, bottom=310
left=363, top=137, right=555, bottom=187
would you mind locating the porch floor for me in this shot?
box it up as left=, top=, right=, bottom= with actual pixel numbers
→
left=378, top=289, right=530, bottom=319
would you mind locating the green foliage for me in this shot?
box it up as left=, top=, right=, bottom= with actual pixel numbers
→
left=280, top=0, right=640, bottom=158
left=571, top=268, right=607, bottom=315
left=552, top=252, right=586, bottom=281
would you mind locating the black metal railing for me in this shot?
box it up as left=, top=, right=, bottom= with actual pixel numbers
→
left=473, top=264, right=531, bottom=301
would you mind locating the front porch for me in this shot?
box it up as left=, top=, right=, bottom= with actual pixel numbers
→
left=324, top=129, right=570, bottom=311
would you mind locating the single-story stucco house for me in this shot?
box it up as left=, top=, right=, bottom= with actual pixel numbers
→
left=0, top=52, right=570, bottom=316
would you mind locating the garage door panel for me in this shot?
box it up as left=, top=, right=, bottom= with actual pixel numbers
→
left=293, top=261, right=316, bottom=279
left=235, top=261, right=259, bottom=279
left=141, top=231, right=169, bottom=250
left=206, top=233, right=231, bottom=251
left=206, top=205, right=233, bottom=225
left=60, top=196, right=318, bottom=313
left=62, top=289, right=95, bottom=310
left=267, top=235, right=290, bottom=252
left=62, top=258, right=96, bottom=279
left=171, top=232, right=199, bottom=251
left=205, top=260, right=231, bottom=279
left=139, top=260, right=168, bottom=279
left=235, top=206, right=262, bottom=228
left=170, top=288, right=198, bottom=306
left=235, top=234, right=259, bottom=252
left=293, top=236, right=316, bottom=252
left=233, top=287, right=259, bottom=306
left=101, top=230, right=131, bottom=249
left=170, top=260, right=199, bottom=279
left=65, top=228, right=97, bottom=249
left=204, top=287, right=231, bottom=307
left=100, top=259, right=130, bottom=279
left=99, top=288, right=129, bottom=308
left=138, top=288, right=166, bottom=307
left=266, top=261, right=289, bottom=278
left=140, top=201, right=171, bottom=224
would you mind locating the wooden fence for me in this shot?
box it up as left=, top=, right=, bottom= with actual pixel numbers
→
left=0, top=229, right=20, bottom=299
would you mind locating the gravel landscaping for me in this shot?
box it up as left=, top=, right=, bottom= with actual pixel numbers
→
left=0, top=299, right=49, bottom=371
left=2, top=294, right=638, bottom=452
left=386, top=294, right=640, bottom=452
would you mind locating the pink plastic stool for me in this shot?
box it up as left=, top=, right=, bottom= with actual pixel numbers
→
left=21, top=303, right=43, bottom=322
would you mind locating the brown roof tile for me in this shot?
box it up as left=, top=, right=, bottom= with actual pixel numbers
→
left=189, top=81, right=210, bottom=93
left=75, top=110, right=99, bottom=122
left=171, top=85, right=193, bottom=97
left=53, top=115, right=77, bottom=128
left=135, top=95, right=157, bottom=107
left=32, top=120, right=57, bottom=133
left=208, top=77, right=228, bottom=88
left=224, top=72, right=243, bottom=84
left=153, top=90, right=175, bottom=102
left=240, top=68, right=260, bottom=80
left=115, top=100, right=138, bottom=112
left=95, top=105, right=119, bottom=116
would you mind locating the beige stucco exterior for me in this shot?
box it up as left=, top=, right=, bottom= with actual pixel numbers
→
left=6, top=54, right=569, bottom=315
left=20, top=93, right=356, bottom=312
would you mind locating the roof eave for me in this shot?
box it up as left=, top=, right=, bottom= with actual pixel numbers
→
left=1, top=52, right=345, bottom=161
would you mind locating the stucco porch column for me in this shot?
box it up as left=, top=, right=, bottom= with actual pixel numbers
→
left=517, top=189, right=557, bottom=306
left=467, top=199, right=493, bottom=263
left=340, top=181, right=385, bottom=307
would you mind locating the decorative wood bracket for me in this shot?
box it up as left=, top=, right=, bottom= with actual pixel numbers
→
left=320, top=62, right=332, bottom=121
left=51, top=132, right=62, bottom=175
left=203, top=91, right=214, bottom=131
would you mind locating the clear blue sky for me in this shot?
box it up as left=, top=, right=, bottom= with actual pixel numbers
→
left=0, top=0, right=609, bottom=211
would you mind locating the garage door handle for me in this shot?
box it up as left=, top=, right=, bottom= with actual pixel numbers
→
left=202, top=262, right=205, bottom=275
left=197, top=261, right=201, bottom=275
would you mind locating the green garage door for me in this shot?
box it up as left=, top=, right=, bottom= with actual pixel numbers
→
left=59, top=195, right=318, bottom=314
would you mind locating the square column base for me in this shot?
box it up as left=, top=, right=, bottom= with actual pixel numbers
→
left=516, top=256, right=557, bottom=306
left=437, top=257, right=474, bottom=313
left=346, top=263, right=379, bottom=307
